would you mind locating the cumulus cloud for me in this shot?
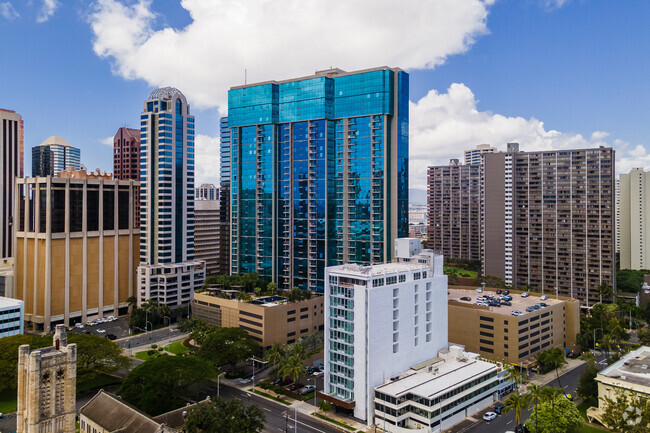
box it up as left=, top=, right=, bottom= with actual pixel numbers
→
left=99, top=136, right=114, bottom=147
left=36, top=0, right=59, bottom=22
left=89, top=0, right=494, bottom=111
left=541, top=0, right=572, bottom=9
left=0, top=2, right=19, bottom=19
left=194, top=134, right=220, bottom=186
left=409, top=83, right=647, bottom=190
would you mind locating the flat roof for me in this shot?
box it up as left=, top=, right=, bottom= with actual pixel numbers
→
left=376, top=356, right=497, bottom=399
left=447, top=288, right=562, bottom=316
left=328, top=261, right=430, bottom=278
left=0, top=297, right=23, bottom=309
left=599, top=346, right=650, bottom=388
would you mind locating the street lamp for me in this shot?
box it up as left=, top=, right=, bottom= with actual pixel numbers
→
left=146, top=320, right=153, bottom=341
left=217, top=371, right=225, bottom=398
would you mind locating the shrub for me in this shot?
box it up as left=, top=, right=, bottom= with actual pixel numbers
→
left=151, top=344, right=158, bottom=349
left=147, top=350, right=155, bottom=356
left=319, top=401, right=332, bottom=411
left=158, top=347, right=164, bottom=352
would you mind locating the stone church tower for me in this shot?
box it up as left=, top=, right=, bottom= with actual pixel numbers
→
left=17, top=324, right=76, bottom=433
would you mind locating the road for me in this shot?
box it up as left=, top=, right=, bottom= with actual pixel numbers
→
left=201, top=383, right=344, bottom=433
left=461, top=352, right=608, bottom=433
left=115, top=327, right=187, bottom=353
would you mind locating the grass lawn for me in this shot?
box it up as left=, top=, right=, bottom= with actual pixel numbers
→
left=580, top=425, right=609, bottom=433
left=165, top=340, right=190, bottom=355
left=0, top=389, right=17, bottom=414
left=312, top=413, right=357, bottom=431
left=76, top=374, right=122, bottom=394
left=252, top=389, right=291, bottom=405
left=134, top=350, right=163, bottom=361
left=444, top=266, right=477, bottom=279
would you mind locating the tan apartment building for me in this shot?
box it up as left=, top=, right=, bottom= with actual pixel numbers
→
left=447, top=288, right=580, bottom=367
left=192, top=291, right=324, bottom=349
left=619, top=168, right=650, bottom=270
left=194, top=198, right=221, bottom=275
left=427, top=159, right=481, bottom=261
left=14, top=176, right=140, bottom=331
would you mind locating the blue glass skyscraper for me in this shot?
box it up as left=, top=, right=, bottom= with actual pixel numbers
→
left=228, top=67, right=409, bottom=292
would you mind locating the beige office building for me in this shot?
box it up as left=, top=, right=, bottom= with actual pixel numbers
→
left=619, top=168, right=650, bottom=270
left=192, top=291, right=324, bottom=350
left=447, top=288, right=580, bottom=367
left=194, top=198, right=221, bottom=275
left=14, top=176, right=140, bottom=331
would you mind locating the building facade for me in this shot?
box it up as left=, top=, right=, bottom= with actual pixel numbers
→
left=228, top=67, right=409, bottom=292
left=219, top=117, right=231, bottom=276
left=321, top=239, right=447, bottom=422
left=113, top=127, right=141, bottom=228
left=32, top=136, right=81, bottom=177
left=447, top=288, right=580, bottom=366
left=1, top=109, right=23, bottom=260
left=374, top=346, right=501, bottom=432
left=619, top=168, right=650, bottom=270
left=195, top=183, right=218, bottom=201
left=482, top=145, right=615, bottom=305
left=17, top=325, right=76, bottom=433
left=192, top=291, right=324, bottom=350
left=14, top=176, right=140, bottom=331
left=427, top=159, right=481, bottom=261
left=464, top=144, right=495, bottom=165
left=194, top=198, right=221, bottom=275
left=0, top=296, right=24, bottom=337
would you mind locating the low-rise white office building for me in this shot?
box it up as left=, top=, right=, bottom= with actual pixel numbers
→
left=374, top=346, right=502, bottom=432
left=0, top=297, right=24, bottom=337
left=137, top=261, right=206, bottom=308
left=321, top=238, right=448, bottom=422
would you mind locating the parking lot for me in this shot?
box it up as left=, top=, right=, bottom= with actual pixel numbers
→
left=67, top=315, right=131, bottom=340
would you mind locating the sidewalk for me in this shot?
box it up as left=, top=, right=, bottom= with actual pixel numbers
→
left=525, top=357, right=585, bottom=387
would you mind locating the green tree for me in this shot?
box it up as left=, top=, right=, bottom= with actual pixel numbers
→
left=576, top=362, right=599, bottom=406
left=265, top=342, right=285, bottom=377
left=119, top=355, right=216, bottom=415
left=526, top=392, right=584, bottom=433
left=540, top=387, right=564, bottom=433
left=278, top=353, right=306, bottom=383
left=526, top=384, right=545, bottom=429
left=598, top=281, right=615, bottom=304
left=537, top=347, right=567, bottom=386
left=67, top=334, right=131, bottom=383
left=267, top=282, right=278, bottom=296
left=475, top=275, right=506, bottom=289
left=129, top=307, right=146, bottom=330
left=601, top=388, right=650, bottom=433
left=616, top=269, right=649, bottom=293
left=178, top=318, right=217, bottom=345
left=184, top=397, right=265, bottom=433
left=503, top=365, right=524, bottom=396
left=0, top=334, right=50, bottom=391
left=197, top=327, right=259, bottom=366
left=503, top=392, right=529, bottom=426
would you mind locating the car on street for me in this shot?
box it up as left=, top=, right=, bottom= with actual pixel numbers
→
left=97, top=329, right=106, bottom=334
left=482, top=412, right=497, bottom=421
left=540, top=295, right=548, bottom=300
left=460, top=296, right=471, bottom=301
left=494, top=404, right=505, bottom=414
left=521, top=292, right=530, bottom=298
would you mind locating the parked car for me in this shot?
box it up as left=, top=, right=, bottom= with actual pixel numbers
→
left=306, top=366, right=314, bottom=374
left=75, top=323, right=84, bottom=329
left=496, top=290, right=502, bottom=295
left=501, top=301, right=512, bottom=306
left=289, top=383, right=303, bottom=391
left=532, top=304, right=541, bottom=310
left=299, top=385, right=317, bottom=395
left=540, top=295, right=548, bottom=300
left=514, top=424, right=529, bottom=433
left=511, top=311, right=523, bottom=316
left=483, top=412, right=497, bottom=421
left=460, top=296, right=471, bottom=301
left=538, top=302, right=548, bottom=308
left=521, top=292, right=530, bottom=298
left=96, top=329, right=106, bottom=334
left=313, top=370, right=324, bottom=377
left=494, top=404, right=505, bottom=414
left=503, top=290, right=510, bottom=295
left=106, top=334, right=117, bottom=340
left=502, top=295, right=513, bottom=301
left=526, top=307, right=535, bottom=313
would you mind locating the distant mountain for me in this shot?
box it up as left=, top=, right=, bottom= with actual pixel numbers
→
left=409, top=188, right=427, bottom=205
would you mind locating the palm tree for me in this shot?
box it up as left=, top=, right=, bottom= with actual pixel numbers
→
left=278, top=353, right=306, bottom=383
left=598, top=281, right=614, bottom=303
left=504, top=365, right=524, bottom=396
left=266, top=343, right=285, bottom=377
left=541, top=386, right=563, bottom=433
left=289, top=341, right=307, bottom=360
left=545, top=347, right=567, bottom=389
left=503, top=393, right=529, bottom=427
left=526, top=384, right=544, bottom=431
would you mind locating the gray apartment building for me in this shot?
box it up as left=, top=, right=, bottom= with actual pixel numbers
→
left=427, top=159, right=481, bottom=260
left=194, top=196, right=221, bottom=275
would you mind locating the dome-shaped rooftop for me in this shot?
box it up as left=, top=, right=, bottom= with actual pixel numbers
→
left=148, top=87, right=187, bottom=104
left=39, top=136, right=71, bottom=147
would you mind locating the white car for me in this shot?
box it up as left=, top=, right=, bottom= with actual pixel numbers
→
left=521, top=292, right=530, bottom=298
left=540, top=295, right=548, bottom=300
left=483, top=412, right=497, bottom=421
left=511, top=310, right=523, bottom=316
left=97, top=329, right=106, bottom=334
left=75, top=323, right=84, bottom=329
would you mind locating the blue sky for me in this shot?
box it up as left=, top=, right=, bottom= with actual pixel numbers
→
left=1, top=0, right=648, bottom=198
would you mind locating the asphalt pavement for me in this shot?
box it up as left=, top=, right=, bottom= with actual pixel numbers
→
left=458, top=352, right=608, bottom=433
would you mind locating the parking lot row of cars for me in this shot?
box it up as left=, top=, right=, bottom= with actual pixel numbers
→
left=74, top=315, right=118, bottom=329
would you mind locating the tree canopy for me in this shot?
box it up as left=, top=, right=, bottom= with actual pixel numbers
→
left=576, top=361, right=599, bottom=406
left=286, top=287, right=312, bottom=302
left=118, top=355, right=216, bottom=415
left=0, top=333, right=130, bottom=391
left=184, top=397, right=265, bottom=433
left=617, top=269, right=649, bottom=293
left=475, top=275, right=506, bottom=289
left=526, top=394, right=584, bottom=433
left=601, top=389, right=650, bottom=433
left=197, top=327, right=260, bottom=366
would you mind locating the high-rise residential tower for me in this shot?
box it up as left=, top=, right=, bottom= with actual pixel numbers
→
left=228, top=67, right=409, bottom=291
left=619, top=168, right=650, bottom=270
left=1, top=109, right=23, bottom=259
left=195, top=183, right=218, bottom=201
left=482, top=145, right=615, bottom=305
left=113, top=127, right=141, bottom=227
left=194, top=195, right=221, bottom=275
left=464, top=143, right=495, bottom=165
left=32, top=136, right=81, bottom=177
left=137, top=87, right=205, bottom=308
left=219, top=117, right=231, bottom=276
left=427, top=159, right=481, bottom=261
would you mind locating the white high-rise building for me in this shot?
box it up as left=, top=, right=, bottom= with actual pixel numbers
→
left=615, top=178, right=621, bottom=253
left=322, top=238, right=448, bottom=422
left=464, top=143, right=495, bottom=165
left=619, top=168, right=650, bottom=270
left=137, top=87, right=205, bottom=307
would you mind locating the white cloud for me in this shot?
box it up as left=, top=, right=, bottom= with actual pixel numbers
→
left=0, top=2, right=19, bottom=19
left=541, top=0, right=572, bottom=9
left=409, top=83, right=648, bottom=190
left=194, top=134, right=220, bottom=186
left=99, top=136, right=114, bottom=147
left=36, top=0, right=59, bottom=22
left=89, top=0, right=494, bottom=112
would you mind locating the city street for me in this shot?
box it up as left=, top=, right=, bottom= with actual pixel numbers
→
left=115, top=326, right=187, bottom=354
left=458, top=352, right=608, bottom=433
